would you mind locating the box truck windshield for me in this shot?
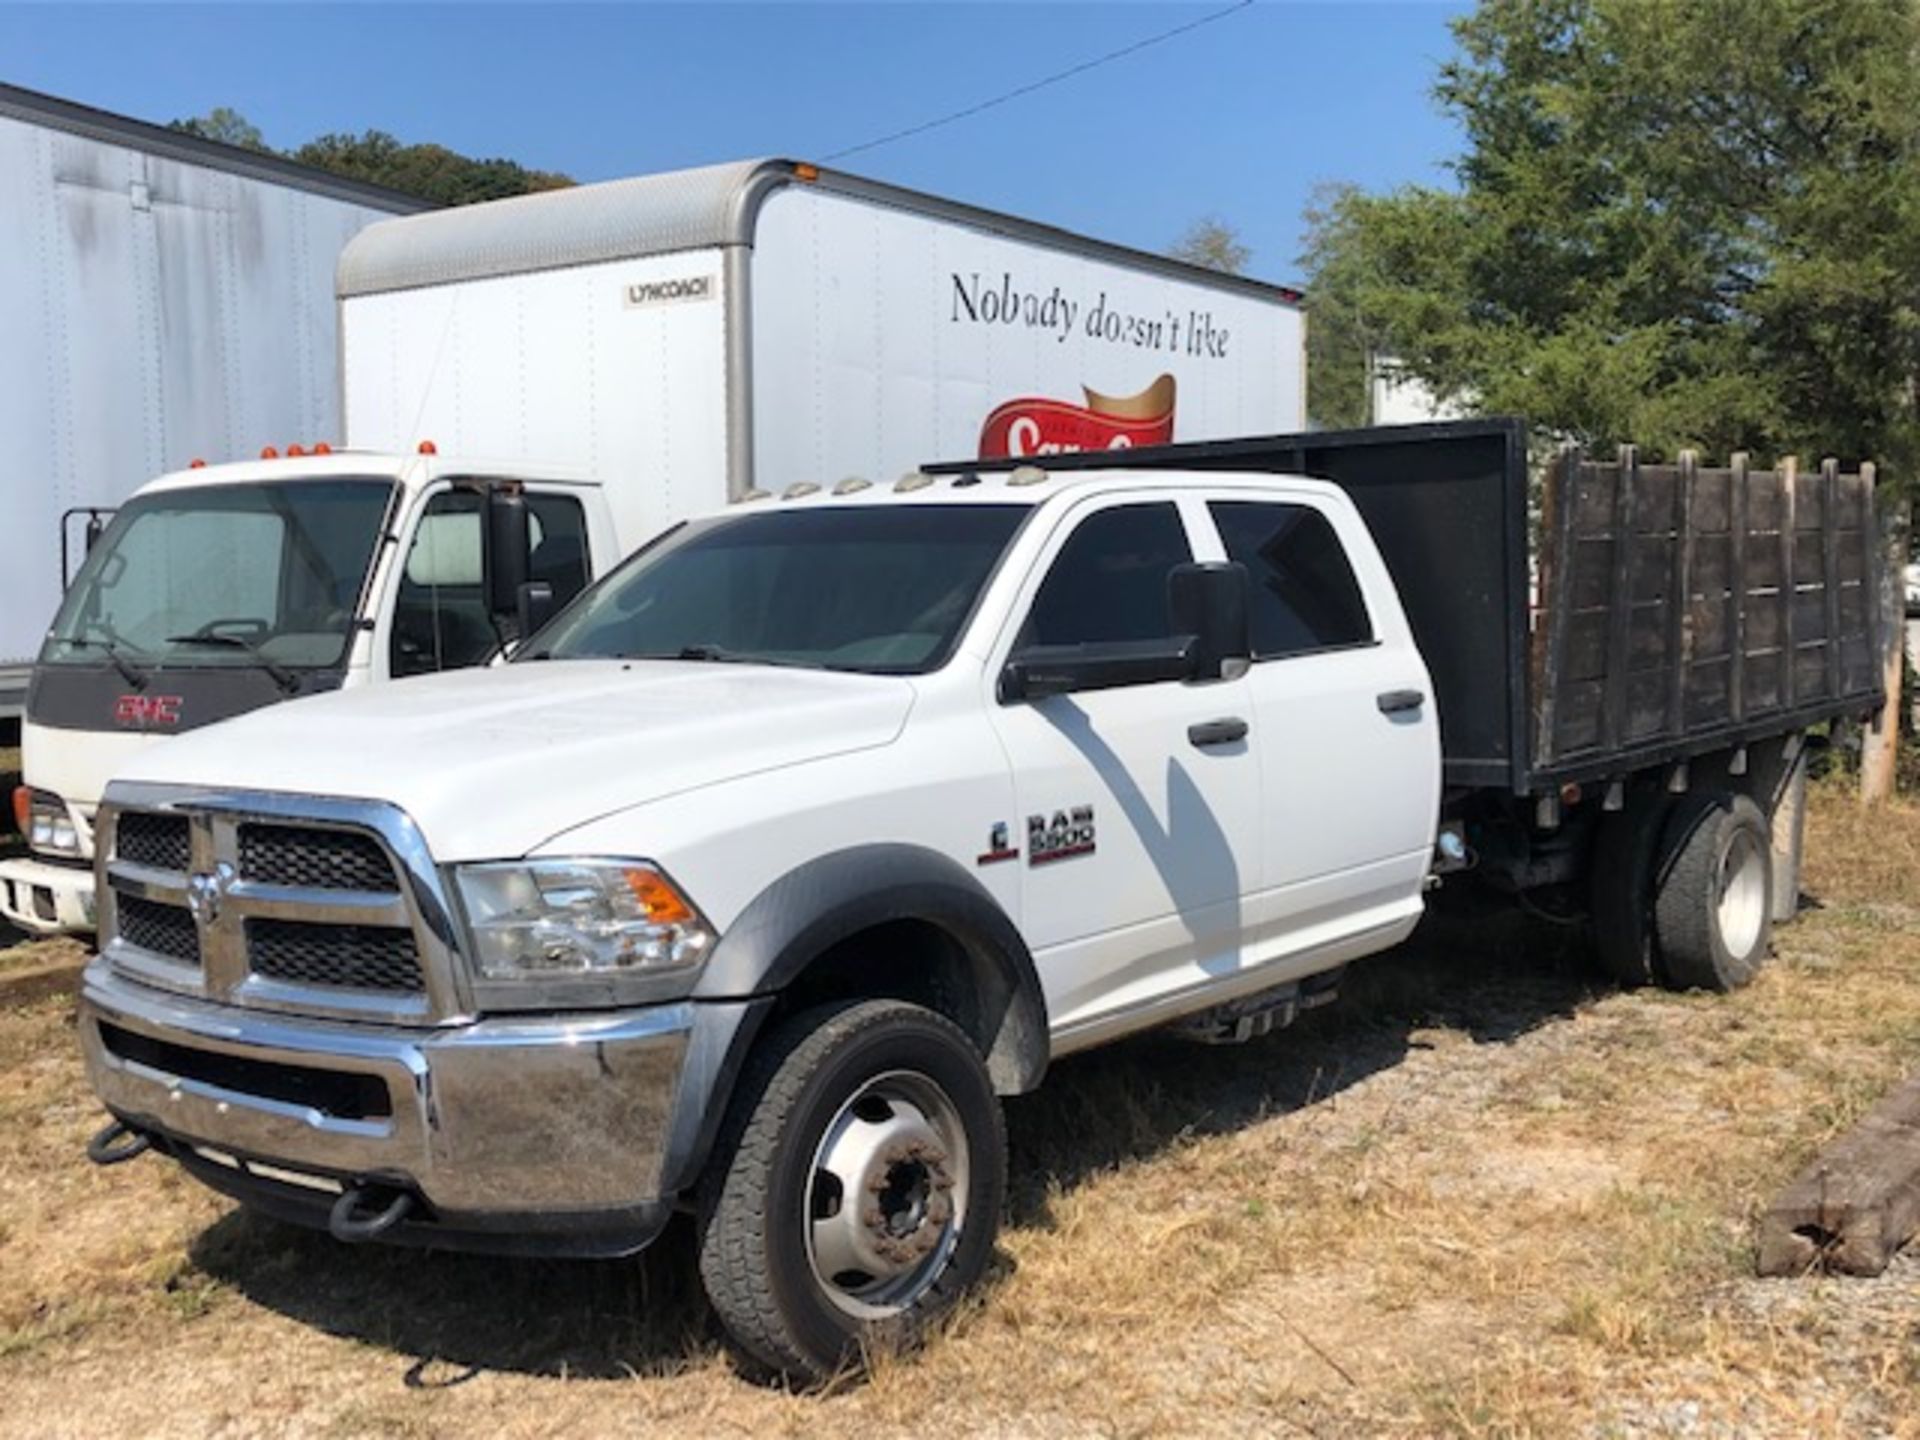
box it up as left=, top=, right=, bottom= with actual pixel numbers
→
left=41, top=479, right=394, bottom=677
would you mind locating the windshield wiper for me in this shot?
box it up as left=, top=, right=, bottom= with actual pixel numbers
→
left=164, top=634, right=301, bottom=694
left=62, top=636, right=149, bottom=689
left=618, top=644, right=807, bottom=668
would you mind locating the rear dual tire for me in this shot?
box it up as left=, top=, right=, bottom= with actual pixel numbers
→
left=1653, top=792, right=1773, bottom=991
left=1590, top=788, right=1774, bottom=992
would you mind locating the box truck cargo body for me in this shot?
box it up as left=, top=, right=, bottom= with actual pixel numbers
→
left=7, top=157, right=1305, bottom=935
left=0, top=83, right=427, bottom=720
left=338, top=161, right=1306, bottom=545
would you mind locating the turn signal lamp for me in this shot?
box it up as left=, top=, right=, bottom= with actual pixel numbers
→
left=10, top=786, right=29, bottom=837
left=622, top=867, right=698, bottom=926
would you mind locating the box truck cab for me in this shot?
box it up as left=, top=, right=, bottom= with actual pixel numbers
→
left=5, top=157, right=1305, bottom=933
left=7, top=450, right=608, bottom=929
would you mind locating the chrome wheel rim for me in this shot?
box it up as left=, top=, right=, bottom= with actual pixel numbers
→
left=1716, top=826, right=1768, bottom=960
left=803, top=1069, right=969, bottom=1320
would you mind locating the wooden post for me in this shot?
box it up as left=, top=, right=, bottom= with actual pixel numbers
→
left=1730, top=452, right=1750, bottom=723
left=1535, top=446, right=1582, bottom=766
left=1667, top=451, right=1698, bottom=738
left=1821, top=459, right=1842, bottom=700
left=1780, top=456, right=1798, bottom=711
left=1861, top=471, right=1906, bottom=806
left=1600, top=445, right=1638, bottom=752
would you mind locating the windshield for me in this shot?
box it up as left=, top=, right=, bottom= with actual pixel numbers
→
left=528, top=504, right=1029, bottom=674
left=42, top=479, right=395, bottom=671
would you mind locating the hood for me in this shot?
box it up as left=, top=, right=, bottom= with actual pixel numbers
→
left=111, top=661, right=916, bottom=861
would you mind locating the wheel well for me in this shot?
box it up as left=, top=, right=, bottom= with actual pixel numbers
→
left=769, top=917, right=1047, bottom=1095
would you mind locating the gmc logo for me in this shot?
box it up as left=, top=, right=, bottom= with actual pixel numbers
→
left=115, top=694, right=182, bottom=728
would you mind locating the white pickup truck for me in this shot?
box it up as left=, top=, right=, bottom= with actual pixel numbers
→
left=76, top=423, right=1885, bottom=1379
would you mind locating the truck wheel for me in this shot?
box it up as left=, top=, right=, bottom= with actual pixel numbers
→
left=1653, top=791, right=1773, bottom=992
left=697, top=998, right=1006, bottom=1382
left=1589, top=791, right=1673, bottom=988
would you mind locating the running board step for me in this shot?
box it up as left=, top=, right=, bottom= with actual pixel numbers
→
left=1168, top=969, right=1344, bottom=1045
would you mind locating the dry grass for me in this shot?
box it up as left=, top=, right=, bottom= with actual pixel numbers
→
left=2, top=782, right=1919, bottom=1437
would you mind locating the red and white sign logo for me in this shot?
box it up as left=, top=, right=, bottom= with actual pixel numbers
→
left=979, top=374, right=1176, bottom=459
left=114, top=694, right=182, bottom=728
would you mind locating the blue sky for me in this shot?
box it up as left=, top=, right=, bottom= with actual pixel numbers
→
left=0, top=2, right=1466, bottom=286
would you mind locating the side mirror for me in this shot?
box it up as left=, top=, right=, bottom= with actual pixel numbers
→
left=1000, top=636, right=1197, bottom=702
left=1169, top=561, right=1252, bottom=681
left=485, top=487, right=530, bottom=618
left=516, top=580, right=556, bottom=642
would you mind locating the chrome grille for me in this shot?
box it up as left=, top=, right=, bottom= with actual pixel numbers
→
left=247, top=919, right=424, bottom=992
left=116, top=813, right=190, bottom=873
left=117, top=894, right=199, bottom=966
left=240, top=823, right=397, bottom=892
left=100, top=791, right=465, bottom=1024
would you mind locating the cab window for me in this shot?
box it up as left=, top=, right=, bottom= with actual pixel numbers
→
left=1208, top=500, right=1373, bottom=658
left=1019, top=502, right=1192, bottom=649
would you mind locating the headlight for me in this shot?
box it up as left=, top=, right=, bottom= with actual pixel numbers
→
left=19, top=789, right=80, bottom=857
left=453, top=859, right=714, bottom=991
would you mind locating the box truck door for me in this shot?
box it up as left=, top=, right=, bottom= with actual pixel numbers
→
left=389, top=485, right=592, bottom=678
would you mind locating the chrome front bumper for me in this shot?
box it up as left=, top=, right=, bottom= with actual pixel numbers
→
left=79, top=959, right=700, bottom=1253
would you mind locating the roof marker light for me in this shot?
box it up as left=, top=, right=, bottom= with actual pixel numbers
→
left=739, top=488, right=773, bottom=503
left=781, top=481, right=821, bottom=500
left=895, top=470, right=936, bottom=493
left=188, top=458, right=206, bottom=469
left=1008, top=465, right=1050, bottom=487
left=417, top=440, right=438, bottom=455
left=286, top=444, right=305, bottom=457
left=313, top=442, right=332, bottom=455
left=832, top=476, right=872, bottom=495
left=260, top=446, right=279, bottom=460
left=794, top=162, right=820, bottom=182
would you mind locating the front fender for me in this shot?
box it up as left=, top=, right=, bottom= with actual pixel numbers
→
left=657, top=844, right=1046, bottom=1198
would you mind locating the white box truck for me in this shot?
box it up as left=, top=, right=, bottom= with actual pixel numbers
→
left=5, top=158, right=1305, bottom=934
left=0, top=81, right=427, bottom=721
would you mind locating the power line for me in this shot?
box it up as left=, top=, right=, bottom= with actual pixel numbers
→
left=821, top=1, right=1255, bottom=163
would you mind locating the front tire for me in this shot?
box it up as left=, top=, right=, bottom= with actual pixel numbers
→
left=697, top=999, right=1006, bottom=1381
left=1654, top=791, right=1773, bottom=991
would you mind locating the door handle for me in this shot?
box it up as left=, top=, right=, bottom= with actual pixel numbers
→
left=1188, top=717, right=1249, bottom=748
left=1377, top=689, right=1425, bottom=714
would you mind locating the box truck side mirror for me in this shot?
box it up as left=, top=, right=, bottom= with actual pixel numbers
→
left=516, top=581, right=556, bottom=643
left=485, top=487, right=531, bottom=619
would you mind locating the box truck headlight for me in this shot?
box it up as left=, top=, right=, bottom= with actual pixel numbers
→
left=20, top=789, right=81, bottom=857
left=454, top=860, right=714, bottom=983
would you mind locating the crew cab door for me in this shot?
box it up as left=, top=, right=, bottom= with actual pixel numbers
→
left=1203, top=491, right=1438, bottom=951
left=985, top=495, right=1262, bottom=1041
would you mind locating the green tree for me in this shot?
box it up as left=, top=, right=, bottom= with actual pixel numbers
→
left=168, top=110, right=572, bottom=205
left=1300, top=0, right=1920, bottom=475
left=290, top=131, right=572, bottom=206
left=1169, top=216, right=1251, bottom=274
left=168, top=107, right=269, bottom=152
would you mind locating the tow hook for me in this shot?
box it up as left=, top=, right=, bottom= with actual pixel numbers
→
left=86, top=1118, right=152, bottom=1166
left=328, top=1184, right=415, bottom=1243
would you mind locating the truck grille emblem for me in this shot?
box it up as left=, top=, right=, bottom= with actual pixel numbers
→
left=186, top=861, right=236, bottom=926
